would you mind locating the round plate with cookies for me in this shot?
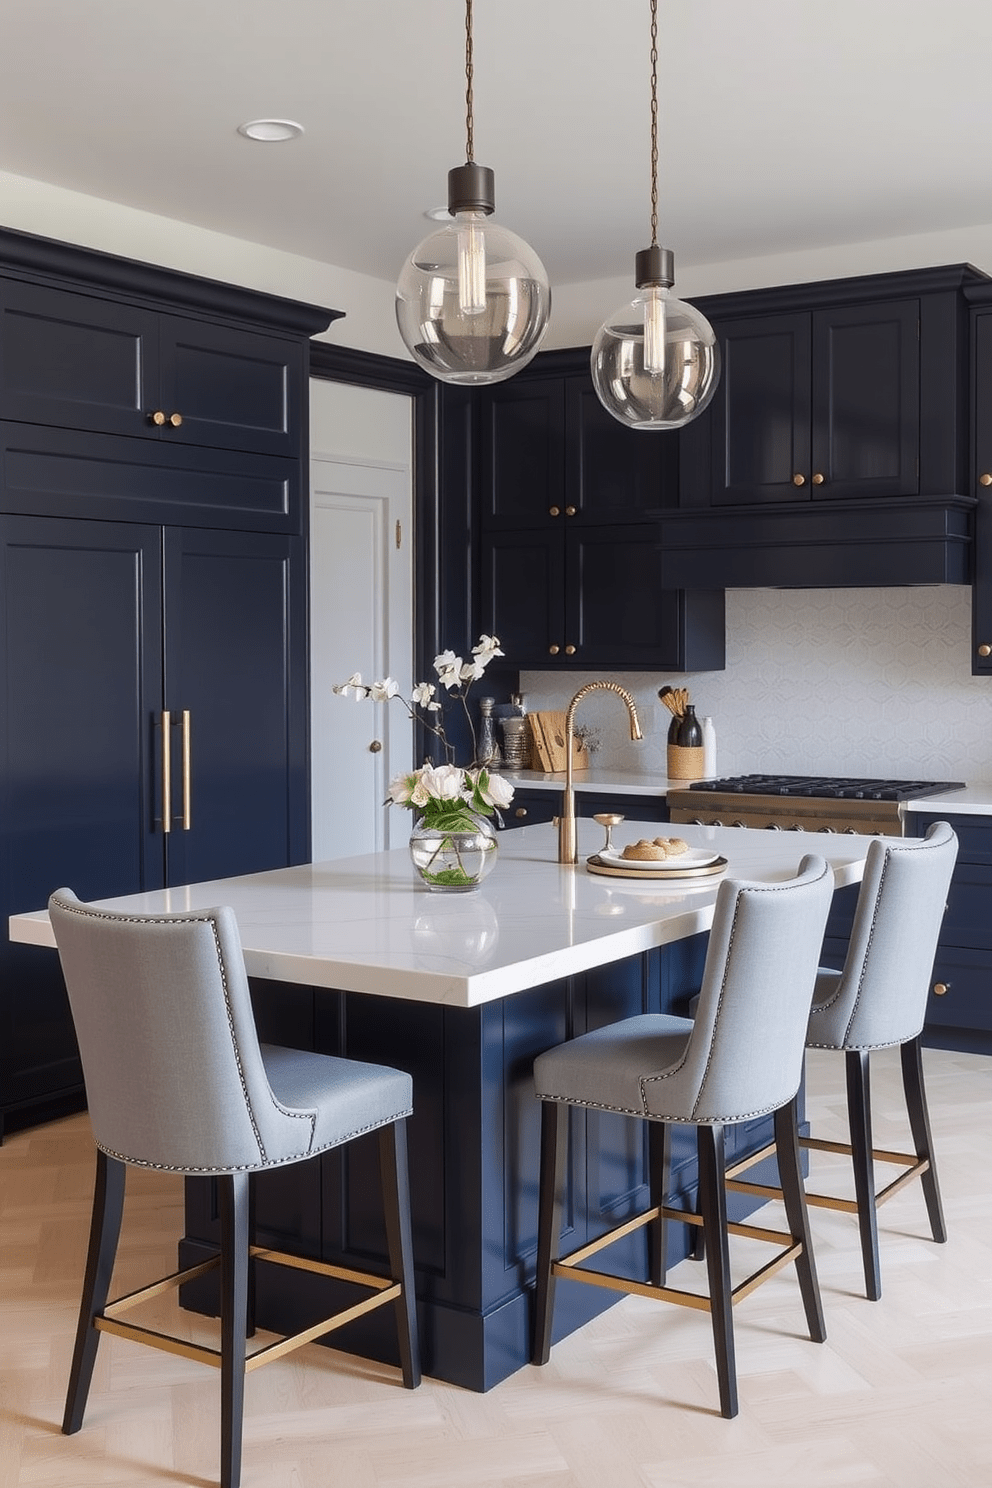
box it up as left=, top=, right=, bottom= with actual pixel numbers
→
left=587, top=835, right=727, bottom=880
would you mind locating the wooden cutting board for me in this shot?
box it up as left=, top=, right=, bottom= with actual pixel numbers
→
left=530, top=711, right=588, bottom=772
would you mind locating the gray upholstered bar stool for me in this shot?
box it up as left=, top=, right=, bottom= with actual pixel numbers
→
left=48, top=888, right=420, bottom=1488
left=727, top=820, right=958, bottom=1301
left=532, top=855, right=834, bottom=1419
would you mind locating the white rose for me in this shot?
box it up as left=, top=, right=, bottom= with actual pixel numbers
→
left=387, top=770, right=421, bottom=806
left=473, top=769, right=514, bottom=809
left=422, top=762, right=468, bottom=801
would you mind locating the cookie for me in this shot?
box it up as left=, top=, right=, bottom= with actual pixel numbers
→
left=621, top=839, right=667, bottom=861
left=654, top=836, right=689, bottom=857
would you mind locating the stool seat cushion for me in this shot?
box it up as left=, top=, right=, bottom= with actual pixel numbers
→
left=260, top=1045, right=412, bottom=1153
left=533, top=1014, right=693, bottom=1119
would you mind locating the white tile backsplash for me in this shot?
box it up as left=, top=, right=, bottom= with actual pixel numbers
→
left=520, top=587, right=992, bottom=782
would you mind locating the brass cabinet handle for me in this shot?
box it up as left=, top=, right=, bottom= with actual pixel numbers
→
left=979, top=644, right=992, bottom=658
left=169, top=412, right=183, bottom=428
left=549, top=506, right=561, bottom=517
left=565, top=505, right=576, bottom=516
left=564, top=644, right=576, bottom=655
left=548, top=644, right=560, bottom=655
left=180, top=710, right=191, bottom=831
left=811, top=472, right=825, bottom=485
left=980, top=473, right=992, bottom=487
left=514, top=806, right=528, bottom=818
left=149, top=410, right=167, bottom=426
left=792, top=473, right=806, bottom=486
left=161, top=710, right=172, bottom=833
left=933, top=982, right=950, bottom=996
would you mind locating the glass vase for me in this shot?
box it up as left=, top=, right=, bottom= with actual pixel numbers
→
left=409, top=814, right=498, bottom=892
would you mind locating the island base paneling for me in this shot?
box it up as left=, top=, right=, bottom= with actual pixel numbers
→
left=178, top=932, right=789, bottom=1392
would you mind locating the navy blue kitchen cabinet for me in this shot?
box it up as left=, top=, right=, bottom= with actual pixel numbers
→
left=476, top=350, right=726, bottom=672
left=966, top=285, right=992, bottom=675
left=663, top=265, right=982, bottom=589
left=503, top=787, right=668, bottom=830
left=0, top=225, right=333, bottom=1137
left=0, top=516, right=309, bottom=1135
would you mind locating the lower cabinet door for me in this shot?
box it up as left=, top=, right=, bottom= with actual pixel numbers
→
left=0, top=514, right=166, bottom=1127
left=161, top=527, right=309, bottom=886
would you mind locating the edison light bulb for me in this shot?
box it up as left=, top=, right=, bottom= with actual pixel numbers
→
left=457, top=213, right=487, bottom=316
left=643, top=287, right=667, bottom=375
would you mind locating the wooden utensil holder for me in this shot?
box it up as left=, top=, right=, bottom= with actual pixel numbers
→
left=667, top=744, right=705, bottom=781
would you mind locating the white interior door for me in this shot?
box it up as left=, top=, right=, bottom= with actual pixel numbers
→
left=310, top=383, right=413, bottom=861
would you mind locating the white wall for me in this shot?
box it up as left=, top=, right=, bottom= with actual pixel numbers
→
left=520, top=587, right=992, bottom=782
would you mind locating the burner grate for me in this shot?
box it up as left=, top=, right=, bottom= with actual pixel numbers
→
left=684, top=775, right=964, bottom=802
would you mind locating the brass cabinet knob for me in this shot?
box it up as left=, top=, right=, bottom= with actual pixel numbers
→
left=548, top=644, right=560, bottom=655
left=549, top=506, right=561, bottom=517
left=811, top=472, right=825, bottom=485
left=149, top=410, right=167, bottom=426
left=168, top=412, right=183, bottom=428
left=564, top=644, right=576, bottom=655
left=792, top=473, right=806, bottom=486
left=933, top=982, right=950, bottom=996
left=514, top=806, right=528, bottom=818
left=979, top=644, right=992, bottom=658
left=565, top=505, right=576, bottom=516
left=368, top=739, right=382, bottom=753
left=980, top=473, right=992, bottom=487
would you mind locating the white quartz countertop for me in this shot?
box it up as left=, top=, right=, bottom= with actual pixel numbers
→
left=505, top=770, right=992, bottom=816
left=9, top=821, right=873, bottom=1009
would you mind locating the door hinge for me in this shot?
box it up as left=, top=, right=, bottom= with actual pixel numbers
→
left=395, top=520, right=402, bottom=550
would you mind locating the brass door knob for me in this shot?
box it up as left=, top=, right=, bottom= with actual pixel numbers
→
left=565, top=505, right=576, bottom=516
left=980, top=473, right=992, bottom=486
left=548, top=644, right=560, bottom=655
left=549, top=506, right=561, bottom=517
left=368, top=740, right=382, bottom=753
left=811, top=472, right=825, bottom=485
left=792, top=473, right=806, bottom=486
left=168, top=412, right=183, bottom=428
left=514, top=807, right=528, bottom=818
left=564, top=644, right=576, bottom=655
left=933, top=982, right=950, bottom=996
left=979, top=644, right=992, bottom=658
left=149, top=410, right=166, bottom=426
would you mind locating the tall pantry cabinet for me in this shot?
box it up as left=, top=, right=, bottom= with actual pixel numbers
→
left=0, top=226, right=335, bottom=1138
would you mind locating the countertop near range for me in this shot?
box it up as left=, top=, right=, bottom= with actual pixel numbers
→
left=504, top=770, right=992, bottom=817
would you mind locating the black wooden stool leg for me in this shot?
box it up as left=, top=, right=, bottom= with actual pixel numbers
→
left=219, top=1173, right=249, bottom=1488
left=533, top=1100, right=568, bottom=1366
left=648, top=1122, right=671, bottom=1287
left=900, top=1036, right=947, bottom=1244
left=698, top=1124, right=738, bottom=1419
left=774, top=1099, right=826, bottom=1343
left=63, top=1151, right=126, bottom=1435
left=379, top=1119, right=421, bottom=1389
left=846, top=1049, right=882, bottom=1301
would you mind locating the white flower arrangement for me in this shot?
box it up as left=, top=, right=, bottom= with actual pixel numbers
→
left=334, top=635, right=515, bottom=832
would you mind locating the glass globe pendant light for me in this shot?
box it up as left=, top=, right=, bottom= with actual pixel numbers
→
left=395, top=0, right=551, bottom=385
left=591, top=0, right=720, bottom=430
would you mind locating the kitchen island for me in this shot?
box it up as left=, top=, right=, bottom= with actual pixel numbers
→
left=10, top=820, right=873, bottom=1390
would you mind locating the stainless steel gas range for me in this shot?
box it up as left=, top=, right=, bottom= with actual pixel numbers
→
left=666, top=774, right=965, bottom=837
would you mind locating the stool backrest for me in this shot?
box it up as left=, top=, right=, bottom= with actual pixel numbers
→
left=807, top=820, right=958, bottom=1050
left=647, top=855, right=833, bottom=1123
left=49, top=889, right=320, bottom=1174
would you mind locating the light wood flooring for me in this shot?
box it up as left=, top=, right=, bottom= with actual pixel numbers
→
left=2, top=1045, right=990, bottom=1488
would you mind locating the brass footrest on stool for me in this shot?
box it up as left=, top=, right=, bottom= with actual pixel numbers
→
left=96, top=1247, right=402, bottom=1372
left=724, top=1138, right=932, bottom=1215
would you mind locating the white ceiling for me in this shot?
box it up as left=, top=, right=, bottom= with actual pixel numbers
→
left=2, top=0, right=991, bottom=290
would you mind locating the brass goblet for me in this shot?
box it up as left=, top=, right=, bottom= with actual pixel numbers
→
left=592, top=812, right=624, bottom=855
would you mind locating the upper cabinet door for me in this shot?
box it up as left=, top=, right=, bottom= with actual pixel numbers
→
left=0, top=281, right=302, bottom=459
left=811, top=299, right=920, bottom=501
left=157, top=314, right=303, bottom=459
left=0, top=280, right=158, bottom=438
left=971, top=309, right=992, bottom=676
left=565, top=378, right=676, bottom=523
left=479, top=378, right=565, bottom=528
left=708, top=312, right=812, bottom=506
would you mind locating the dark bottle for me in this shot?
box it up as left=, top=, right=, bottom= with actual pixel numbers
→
left=676, top=703, right=703, bottom=748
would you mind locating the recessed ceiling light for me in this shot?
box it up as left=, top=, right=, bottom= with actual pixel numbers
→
left=237, top=119, right=304, bottom=143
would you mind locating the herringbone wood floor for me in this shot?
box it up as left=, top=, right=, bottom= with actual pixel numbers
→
left=2, top=1046, right=989, bottom=1488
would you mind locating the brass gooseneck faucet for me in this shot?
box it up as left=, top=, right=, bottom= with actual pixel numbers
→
left=558, top=681, right=642, bottom=863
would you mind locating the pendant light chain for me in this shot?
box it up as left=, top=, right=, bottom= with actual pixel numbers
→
left=649, top=0, right=659, bottom=250
left=465, top=0, right=475, bottom=164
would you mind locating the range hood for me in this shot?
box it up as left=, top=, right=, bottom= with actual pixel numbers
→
left=657, top=495, right=974, bottom=589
